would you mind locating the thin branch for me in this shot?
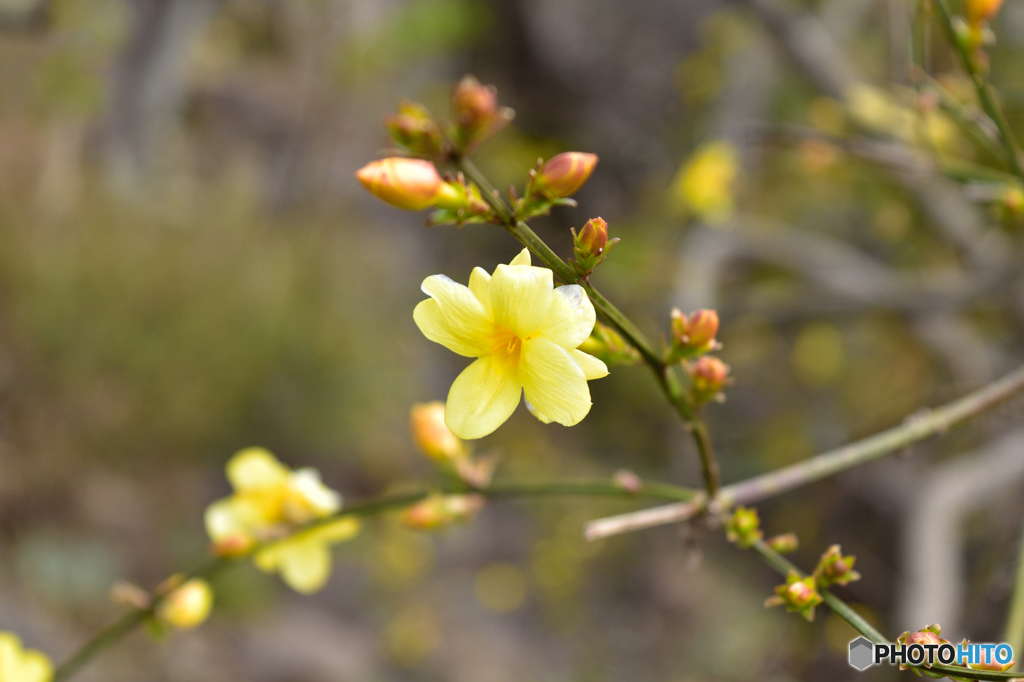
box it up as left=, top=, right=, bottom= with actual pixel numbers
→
left=585, top=363, right=1024, bottom=540
left=51, top=477, right=697, bottom=681
left=1004, top=521, right=1024, bottom=672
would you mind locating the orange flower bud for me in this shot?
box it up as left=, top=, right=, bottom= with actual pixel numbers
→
left=356, top=158, right=461, bottom=211
left=156, top=577, right=214, bottom=630
left=410, top=401, right=466, bottom=463
left=401, top=494, right=484, bottom=531
left=966, top=0, right=1005, bottom=25
left=690, top=356, right=729, bottom=397
left=452, top=75, right=498, bottom=133
left=534, top=152, right=598, bottom=198
left=577, top=217, right=608, bottom=255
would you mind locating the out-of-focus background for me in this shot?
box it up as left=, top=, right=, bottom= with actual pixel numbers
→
left=2, top=0, right=1024, bottom=679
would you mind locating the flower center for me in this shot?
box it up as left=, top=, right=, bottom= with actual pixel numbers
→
left=490, top=326, right=523, bottom=365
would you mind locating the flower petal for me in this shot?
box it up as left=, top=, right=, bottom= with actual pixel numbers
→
left=509, top=248, right=531, bottom=266
left=287, top=468, right=342, bottom=518
left=18, top=651, right=53, bottom=682
left=540, top=285, right=596, bottom=348
left=570, top=349, right=609, bottom=380
left=445, top=355, right=522, bottom=439
left=204, top=496, right=264, bottom=542
left=303, top=516, right=361, bottom=544
left=414, top=275, right=493, bottom=357
left=227, top=447, right=290, bottom=492
left=255, top=538, right=333, bottom=594
left=489, top=264, right=553, bottom=338
left=519, top=338, right=591, bottom=426
left=468, top=267, right=493, bottom=315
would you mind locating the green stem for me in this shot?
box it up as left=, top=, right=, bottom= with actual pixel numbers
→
left=932, top=0, right=1024, bottom=179
left=1003, top=521, right=1024, bottom=671
left=749, top=540, right=1021, bottom=680
left=51, top=476, right=697, bottom=681
left=585, top=363, right=1024, bottom=539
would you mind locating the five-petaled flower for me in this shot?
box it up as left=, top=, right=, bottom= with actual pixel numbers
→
left=205, top=448, right=360, bottom=594
left=413, top=248, right=609, bottom=439
left=0, top=632, right=52, bottom=682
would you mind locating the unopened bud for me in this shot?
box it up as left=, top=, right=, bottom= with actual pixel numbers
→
left=766, top=533, right=799, bottom=554
left=1001, top=185, right=1024, bottom=216
left=896, top=626, right=948, bottom=670
left=534, top=152, right=598, bottom=198
left=613, top=469, right=643, bottom=493
left=411, top=402, right=466, bottom=463
left=570, top=217, right=619, bottom=276
left=356, top=158, right=462, bottom=211
left=725, top=506, right=763, bottom=548
left=765, top=571, right=822, bottom=621
left=401, top=494, right=485, bottom=531
left=453, top=76, right=497, bottom=133
left=112, top=582, right=151, bottom=609
left=385, top=101, right=443, bottom=156
left=814, top=544, right=861, bottom=587
left=577, top=322, right=641, bottom=366
left=210, top=533, right=254, bottom=558
left=689, top=356, right=730, bottom=400
left=966, top=0, right=1005, bottom=25
left=155, top=577, right=213, bottom=630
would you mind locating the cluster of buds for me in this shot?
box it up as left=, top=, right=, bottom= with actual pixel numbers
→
left=569, top=217, right=619, bottom=278
left=410, top=401, right=498, bottom=488
left=765, top=571, right=823, bottom=622
left=813, top=544, right=861, bottom=587
left=400, top=493, right=485, bottom=531
left=725, top=506, right=763, bottom=548
left=669, top=308, right=720, bottom=360
left=514, top=152, right=599, bottom=221
left=385, top=101, right=443, bottom=157
left=687, top=355, right=731, bottom=405
left=954, top=0, right=1005, bottom=63
left=577, top=322, right=641, bottom=367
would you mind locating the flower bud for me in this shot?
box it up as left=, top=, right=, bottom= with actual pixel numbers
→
left=689, top=356, right=730, bottom=401
left=356, top=158, right=462, bottom=211
left=966, top=0, right=1005, bottom=25
left=613, top=469, right=643, bottom=493
left=570, top=217, right=619, bottom=276
left=577, top=322, right=641, bottom=367
left=896, top=626, right=949, bottom=671
left=401, top=494, right=485, bottom=531
left=670, top=309, right=720, bottom=358
left=452, top=76, right=497, bottom=133
left=534, top=152, right=598, bottom=198
left=210, top=533, right=254, bottom=558
left=385, top=101, right=443, bottom=156
left=725, top=506, right=763, bottom=548
left=112, top=581, right=151, bottom=609
left=814, top=544, right=861, bottom=587
left=766, top=532, right=799, bottom=554
left=155, top=577, right=213, bottom=630
left=411, top=402, right=466, bottom=463
left=765, top=571, right=822, bottom=621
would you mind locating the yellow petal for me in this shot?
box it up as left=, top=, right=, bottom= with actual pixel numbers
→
left=468, top=267, right=492, bottom=315
left=227, top=447, right=290, bottom=492
left=414, top=275, right=494, bottom=357
left=509, top=248, right=531, bottom=266
left=489, top=264, right=553, bottom=338
left=540, top=285, right=596, bottom=348
left=524, top=398, right=553, bottom=424
left=570, top=349, right=609, bottom=380
left=518, top=338, right=591, bottom=426
left=18, top=651, right=53, bottom=682
left=204, top=497, right=258, bottom=542
left=303, top=516, right=361, bottom=544
left=445, top=355, right=522, bottom=439
left=257, top=538, right=332, bottom=594
left=286, top=468, right=341, bottom=519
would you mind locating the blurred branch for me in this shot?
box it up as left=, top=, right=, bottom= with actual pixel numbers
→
left=50, top=476, right=697, bottom=681
left=1005, top=521, right=1024, bottom=672
left=0, top=0, right=52, bottom=33
left=584, top=362, right=1024, bottom=540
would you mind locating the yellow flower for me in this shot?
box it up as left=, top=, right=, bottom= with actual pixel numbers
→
left=0, top=632, right=52, bottom=682
left=670, top=141, right=738, bottom=224
left=156, top=577, right=214, bottom=630
left=413, top=249, right=608, bottom=439
left=204, top=447, right=360, bottom=594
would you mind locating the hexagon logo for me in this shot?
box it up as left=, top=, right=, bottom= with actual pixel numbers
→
left=849, top=636, right=874, bottom=671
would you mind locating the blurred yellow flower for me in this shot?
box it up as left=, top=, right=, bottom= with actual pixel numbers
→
left=670, top=140, right=739, bottom=224
left=0, top=632, right=52, bottom=682
left=204, top=447, right=360, bottom=594
left=844, top=84, right=958, bottom=152
left=413, top=249, right=608, bottom=439
left=156, top=577, right=214, bottom=630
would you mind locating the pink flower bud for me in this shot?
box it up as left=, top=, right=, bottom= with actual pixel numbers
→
left=356, top=158, right=461, bottom=211
left=385, top=101, right=443, bottom=156
left=452, top=76, right=498, bottom=132
left=577, top=217, right=608, bottom=255
left=766, top=533, right=799, bottom=554
left=535, top=152, right=598, bottom=198
left=690, top=356, right=729, bottom=395
left=411, top=402, right=466, bottom=463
